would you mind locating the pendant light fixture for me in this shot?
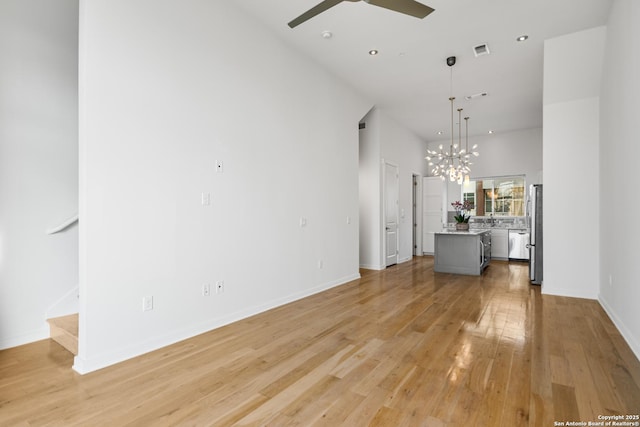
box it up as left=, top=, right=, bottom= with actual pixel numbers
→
left=425, top=56, right=480, bottom=183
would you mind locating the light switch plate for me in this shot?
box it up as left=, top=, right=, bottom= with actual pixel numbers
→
left=142, top=296, right=153, bottom=312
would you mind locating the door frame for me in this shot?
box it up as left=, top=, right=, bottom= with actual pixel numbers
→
left=412, top=173, right=423, bottom=257
left=382, top=160, right=399, bottom=267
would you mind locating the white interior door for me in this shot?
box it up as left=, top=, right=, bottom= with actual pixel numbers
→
left=384, top=162, right=399, bottom=267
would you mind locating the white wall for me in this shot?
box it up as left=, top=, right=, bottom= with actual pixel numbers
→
left=0, top=0, right=79, bottom=349
left=358, top=108, right=427, bottom=269
left=77, top=0, right=370, bottom=373
left=542, top=27, right=605, bottom=299
left=599, top=0, right=640, bottom=359
left=359, top=109, right=382, bottom=269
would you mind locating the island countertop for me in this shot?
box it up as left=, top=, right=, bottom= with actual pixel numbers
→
left=435, top=229, right=491, bottom=236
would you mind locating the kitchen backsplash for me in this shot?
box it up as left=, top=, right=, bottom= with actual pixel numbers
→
left=447, top=214, right=529, bottom=229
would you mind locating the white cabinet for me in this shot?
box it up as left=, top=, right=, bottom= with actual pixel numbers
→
left=447, top=180, right=462, bottom=207
left=491, top=229, right=508, bottom=259
left=422, top=177, right=444, bottom=254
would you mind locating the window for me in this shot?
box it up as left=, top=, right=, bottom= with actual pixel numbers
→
left=461, top=176, right=525, bottom=217
left=462, top=188, right=476, bottom=215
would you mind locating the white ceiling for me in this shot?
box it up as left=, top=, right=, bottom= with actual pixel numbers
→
left=233, top=0, right=612, bottom=141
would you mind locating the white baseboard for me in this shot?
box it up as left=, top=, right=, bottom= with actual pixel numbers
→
left=541, top=285, right=598, bottom=300
left=0, top=326, right=49, bottom=350
left=359, top=263, right=384, bottom=270
left=598, top=294, right=640, bottom=363
left=73, top=273, right=361, bottom=375
left=2, top=286, right=79, bottom=351
left=360, top=257, right=414, bottom=269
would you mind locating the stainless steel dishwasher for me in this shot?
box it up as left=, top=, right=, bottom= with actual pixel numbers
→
left=508, top=228, right=530, bottom=260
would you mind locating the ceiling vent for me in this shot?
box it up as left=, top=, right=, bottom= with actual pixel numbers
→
left=473, top=43, right=490, bottom=57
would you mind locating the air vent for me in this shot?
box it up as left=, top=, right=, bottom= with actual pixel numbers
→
left=359, top=122, right=366, bottom=130
left=473, top=43, right=490, bottom=57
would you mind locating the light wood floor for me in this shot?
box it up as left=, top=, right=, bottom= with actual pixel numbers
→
left=1, top=257, right=639, bottom=426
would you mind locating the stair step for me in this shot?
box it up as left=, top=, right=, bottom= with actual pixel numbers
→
left=47, top=314, right=78, bottom=355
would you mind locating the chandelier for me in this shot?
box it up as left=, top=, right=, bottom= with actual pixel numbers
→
left=425, top=56, right=479, bottom=184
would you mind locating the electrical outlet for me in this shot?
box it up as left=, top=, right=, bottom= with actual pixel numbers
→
left=201, top=192, right=211, bottom=206
left=216, top=280, right=225, bottom=294
left=142, top=296, right=153, bottom=312
left=300, top=217, right=307, bottom=227
left=202, top=283, right=210, bottom=296
left=318, top=259, right=323, bottom=269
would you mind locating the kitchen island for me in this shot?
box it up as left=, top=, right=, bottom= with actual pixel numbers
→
left=434, top=229, right=491, bottom=275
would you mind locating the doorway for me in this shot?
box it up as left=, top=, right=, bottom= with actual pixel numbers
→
left=413, top=174, right=419, bottom=256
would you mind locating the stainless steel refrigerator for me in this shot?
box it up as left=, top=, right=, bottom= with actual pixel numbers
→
left=527, top=184, right=543, bottom=285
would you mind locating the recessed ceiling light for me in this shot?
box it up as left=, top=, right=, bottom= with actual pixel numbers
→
left=437, top=131, right=443, bottom=135
left=321, top=30, right=332, bottom=39
left=517, top=35, right=529, bottom=42
left=488, top=130, right=494, bottom=134
left=369, top=49, right=379, bottom=56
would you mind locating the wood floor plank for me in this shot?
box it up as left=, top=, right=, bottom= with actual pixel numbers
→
left=1, top=257, right=639, bottom=426
left=552, top=382, right=581, bottom=421
left=562, top=340, right=605, bottom=420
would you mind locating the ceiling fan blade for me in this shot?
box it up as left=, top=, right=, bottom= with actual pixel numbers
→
left=288, top=0, right=346, bottom=28
left=365, top=0, right=434, bottom=19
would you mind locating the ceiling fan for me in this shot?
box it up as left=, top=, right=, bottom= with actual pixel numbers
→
left=288, top=0, right=435, bottom=28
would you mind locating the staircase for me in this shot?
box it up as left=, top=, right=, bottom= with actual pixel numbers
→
left=45, top=214, right=80, bottom=356
left=47, top=314, right=78, bottom=355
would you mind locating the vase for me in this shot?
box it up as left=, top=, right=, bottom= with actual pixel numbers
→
left=455, top=222, right=469, bottom=231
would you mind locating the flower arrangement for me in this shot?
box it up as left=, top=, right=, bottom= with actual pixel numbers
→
left=451, top=200, right=473, bottom=223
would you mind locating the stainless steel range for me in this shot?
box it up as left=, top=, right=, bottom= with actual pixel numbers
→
left=480, top=230, right=491, bottom=271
